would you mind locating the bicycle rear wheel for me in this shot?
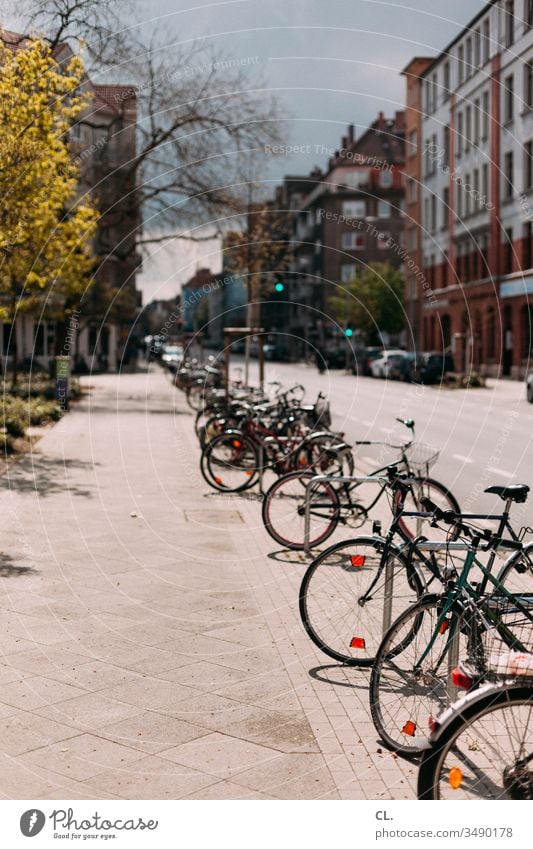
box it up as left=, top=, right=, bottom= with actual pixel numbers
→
left=299, top=537, right=424, bottom=666
left=369, top=595, right=465, bottom=754
left=397, top=477, right=461, bottom=542
left=200, top=432, right=259, bottom=492
left=418, top=685, right=533, bottom=799
left=262, top=471, right=340, bottom=550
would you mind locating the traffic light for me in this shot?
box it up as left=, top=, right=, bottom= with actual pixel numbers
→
left=345, top=328, right=353, bottom=338
left=274, top=273, right=285, bottom=293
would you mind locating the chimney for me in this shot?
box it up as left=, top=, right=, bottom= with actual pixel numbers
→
left=348, top=123, right=355, bottom=143
left=342, top=136, right=348, bottom=150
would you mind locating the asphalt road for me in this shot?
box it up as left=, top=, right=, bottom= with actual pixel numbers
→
left=237, top=358, right=533, bottom=517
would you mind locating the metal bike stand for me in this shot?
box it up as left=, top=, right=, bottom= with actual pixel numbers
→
left=446, top=627, right=461, bottom=702
left=303, top=475, right=388, bottom=555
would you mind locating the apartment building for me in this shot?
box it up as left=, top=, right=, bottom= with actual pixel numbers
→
left=405, top=0, right=533, bottom=377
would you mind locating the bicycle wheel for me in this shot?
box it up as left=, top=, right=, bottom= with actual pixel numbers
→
left=369, top=594, right=465, bottom=754
left=293, top=436, right=355, bottom=477
left=262, top=471, right=340, bottom=550
left=187, top=384, right=205, bottom=411
left=397, top=477, right=461, bottom=542
left=299, top=536, right=424, bottom=666
left=200, top=432, right=259, bottom=492
left=418, top=684, right=533, bottom=799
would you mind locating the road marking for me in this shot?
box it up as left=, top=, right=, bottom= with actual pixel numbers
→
left=452, top=454, right=475, bottom=464
left=487, top=467, right=514, bottom=479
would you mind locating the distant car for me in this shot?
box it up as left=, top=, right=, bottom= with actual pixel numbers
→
left=370, top=350, right=408, bottom=379
left=526, top=371, right=533, bottom=403
left=161, top=344, right=183, bottom=371
left=324, top=348, right=347, bottom=369
left=411, top=352, right=455, bottom=385
left=389, top=351, right=421, bottom=381
left=362, top=347, right=384, bottom=376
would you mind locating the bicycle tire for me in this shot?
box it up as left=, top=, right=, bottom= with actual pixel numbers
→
left=200, top=431, right=259, bottom=492
left=299, top=536, right=424, bottom=666
left=369, top=594, right=465, bottom=755
left=262, top=471, right=340, bottom=550
left=418, top=684, right=533, bottom=799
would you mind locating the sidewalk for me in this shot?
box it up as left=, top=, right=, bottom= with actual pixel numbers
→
left=0, top=367, right=417, bottom=800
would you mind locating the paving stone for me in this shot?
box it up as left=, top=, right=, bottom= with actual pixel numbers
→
left=83, top=755, right=216, bottom=799
left=159, top=731, right=280, bottom=779
left=16, top=732, right=146, bottom=781
left=97, top=711, right=210, bottom=755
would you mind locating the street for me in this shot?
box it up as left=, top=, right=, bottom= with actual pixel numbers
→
left=0, top=362, right=530, bottom=800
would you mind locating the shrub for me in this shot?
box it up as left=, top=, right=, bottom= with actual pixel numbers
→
left=2, top=397, right=29, bottom=437
left=28, top=399, right=62, bottom=425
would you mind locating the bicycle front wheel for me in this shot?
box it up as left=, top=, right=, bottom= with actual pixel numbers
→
left=418, top=685, right=533, bottom=799
left=369, top=595, right=465, bottom=754
left=262, top=471, right=340, bottom=550
left=397, top=477, right=461, bottom=543
left=299, top=537, right=424, bottom=666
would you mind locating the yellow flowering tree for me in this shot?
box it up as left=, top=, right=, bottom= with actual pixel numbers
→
left=0, top=37, right=98, bottom=382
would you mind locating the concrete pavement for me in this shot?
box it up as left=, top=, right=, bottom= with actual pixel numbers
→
left=0, top=366, right=417, bottom=800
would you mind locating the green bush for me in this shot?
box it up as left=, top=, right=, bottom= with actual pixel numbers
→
left=28, top=399, right=62, bottom=425
left=2, top=397, right=29, bottom=437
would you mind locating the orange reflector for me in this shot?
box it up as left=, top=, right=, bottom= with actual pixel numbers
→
left=439, top=620, right=450, bottom=635
left=245, top=471, right=254, bottom=477
left=299, top=457, right=307, bottom=465
left=351, top=555, right=365, bottom=568
left=232, top=440, right=242, bottom=448
left=350, top=637, right=366, bottom=649
left=451, top=668, right=473, bottom=690
left=214, top=476, right=223, bottom=485
left=401, top=720, right=416, bottom=737
left=448, top=767, right=463, bottom=790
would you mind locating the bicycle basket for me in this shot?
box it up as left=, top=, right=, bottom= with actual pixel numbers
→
left=481, top=598, right=533, bottom=680
left=404, top=442, right=439, bottom=472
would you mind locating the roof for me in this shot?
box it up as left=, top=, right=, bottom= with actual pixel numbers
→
left=420, top=0, right=497, bottom=78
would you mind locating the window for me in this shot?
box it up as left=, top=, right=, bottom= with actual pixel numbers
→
left=409, top=129, right=418, bottom=156
left=458, top=44, right=465, bottom=85
left=377, top=231, right=392, bottom=249
left=457, top=181, right=463, bottom=218
left=379, top=170, right=393, bottom=187
left=424, top=197, right=430, bottom=230
left=525, top=139, right=533, bottom=189
left=2, top=323, right=14, bottom=356
left=70, top=122, right=81, bottom=142
left=525, top=60, right=533, bottom=108
left=504, top=74, right=514, bottom=123
left=473, top=169, right=480, bottom=212
left=474, top=27, right=481, bottom=67
left=341, top=263, right=357, bottom=282
left=431, top=73, right=438, bottom=112
left=424, top=80, right=431, bottom=115
left=342, top=232, right=365, bottom=250
left=408, top=179, right=418, bottom=203
left=524, top=221, right=533, bottom=269
left=465, top=105, right=472, bottom=150
left=431, top=195, right=437, bottom=233
left=504, top=150, right=514, bottom=199
left=456, top=112, right=463, bottom=157
left=465, top=174, right=471, bottom=217
left=33, top=324, right=45, bottom=356
left=483, top=18, right=490, bottom=65
left=527, top=0, right=533, bottom=30
left=505, top=1, right=515, bottom=47
left=504, top=227, right=514, bottom=274
left=465, top=37, right=472, bottom=77
left=443, top=187, right=449, bottom=229
left=473, top=99, right=480, bottom=145
left=482, top=162, right=489, bottom=206
left=444, top=125, right=450, bottom=166
left=443, top=61, right=451, bottom=101
left=342, top=200, right=366, bottom=217
left=482, top=91, right=490, bottom=140
left=377, top=201, right=392, bottom=218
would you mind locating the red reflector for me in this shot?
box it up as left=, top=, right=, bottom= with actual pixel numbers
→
left=232, top=440, right=242, bottom=448
left=451, top=668, right=473, bottom=690
left=214, top=476, right=223, bottom=485
left=439, top=620, right=449, bottom=635
left=350, top=637, right=366, bottom=649
left=428, top=715, right=437, bottom=733
left=402, top=720, right=416, bottom=737
left=351, top=555, right=365, bottom=568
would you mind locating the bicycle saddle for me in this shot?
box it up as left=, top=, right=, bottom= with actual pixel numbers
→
left=484, top=484, right=530, bottom=503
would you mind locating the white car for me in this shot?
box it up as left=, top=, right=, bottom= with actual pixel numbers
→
left=370, top=350, right=408, bottom=379
left=161, top=345, right=183, bottom=372
left=526, top=371, right=533, bottom=403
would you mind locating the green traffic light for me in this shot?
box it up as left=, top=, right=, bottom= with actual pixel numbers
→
left=275, top=282, right=284, bottom=292
left=345, top=328, right=353, bottom=337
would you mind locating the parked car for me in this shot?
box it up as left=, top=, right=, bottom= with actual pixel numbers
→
left=411, top=352, right=455, bottom=384
left=388, top=351, right=420, bottom=381
left=526, top=371, right=533, bottom=403
left=362, top=347, right=384, bottom=376
left=369, top=350, right=408, bottom=379
left=161, top=344, right=184, bottom=372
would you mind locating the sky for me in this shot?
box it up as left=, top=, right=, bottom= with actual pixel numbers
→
left=5, top=0, right=484, bottom=301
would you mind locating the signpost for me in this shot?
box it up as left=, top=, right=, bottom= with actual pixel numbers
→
left=55, top=356, right=70, bottom=413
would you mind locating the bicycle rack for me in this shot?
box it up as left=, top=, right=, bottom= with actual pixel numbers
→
left=303, top=475, right=388, bottom=555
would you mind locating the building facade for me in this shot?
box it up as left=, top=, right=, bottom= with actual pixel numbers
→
left=406, top=0, right=533, bottom=377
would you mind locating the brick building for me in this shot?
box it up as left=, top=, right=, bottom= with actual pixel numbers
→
left=285, top=113, right=406, bottom=357
left=404, top=0, right=533, bottom=378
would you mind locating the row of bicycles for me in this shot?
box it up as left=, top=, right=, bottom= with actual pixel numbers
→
left=174, top=361, right=533, bottom=800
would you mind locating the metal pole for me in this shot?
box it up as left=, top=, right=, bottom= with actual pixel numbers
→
left=381, top=554, right=394, bottom=635
left=447, top=625, right=461, bottom=703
